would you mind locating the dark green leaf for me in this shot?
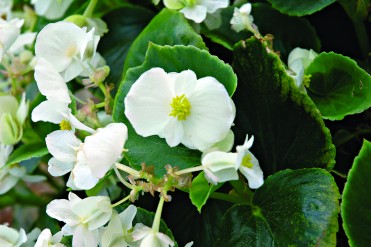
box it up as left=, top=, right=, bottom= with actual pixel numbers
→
left=123, top=8, right=206, bottom=76
left=99, top=5, right=155, bottom=84
left=114, top=44, right=237, bottom=177
left=266, top=0, right=335, bottom=16
left=342, top=140, right=371, bottom=246
left=306, top=52, right=371, bottom=120
left=203, top=3, right=321, bottom=60
left=6, top=142, right=48, bottom=166
left=253, top=3, right=321, bottom=60
left=232, top=37, right=335, bottom=175
left=217, top=168, right=340, bottom=246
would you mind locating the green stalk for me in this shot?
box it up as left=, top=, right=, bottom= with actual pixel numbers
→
left=152, top=196, right=165, bottom=232
left=83, top=0, right=99, bottom=18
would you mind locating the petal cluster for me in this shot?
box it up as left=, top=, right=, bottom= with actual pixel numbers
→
left=31, top=0, right=73, bottom=20
left=46, top=192, right=112, bottom=247
left=132, top=223, right=175, bottom=247
left=230, top=3, right=255, bottom=33
left=164, top=0, right=229, bottom=23
left=45, top=123, right=128, bottom=190
left=0, top=225, right=27, bottom=247
left=125, top=68, right=235, bottom=151
left=202, top=135, right=264, bottom=188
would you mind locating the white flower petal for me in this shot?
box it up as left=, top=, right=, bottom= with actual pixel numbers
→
left=202, top=0, right=229, bottom=13
left=9, top=32, right=36, bottom=54
left=48, top=157, right=74, bottom=176
left=159, top=117, right=184, bottom=147
left=35, top=22, right=86, bottom=72
left=202, top=151, right=238, bottom=184
left=69, top=114, right=95, bottom=133
left=238, top=150, right=264, bottom=189
left=119, top=205, right=137, bottom=231
left=72, top=156, right=99, bottom=190
left=101, top=211, right=125, bottom=247
left=46, top=199, right=79, bottom=226
left=31, top=100, right=70, bottom=124
left=180, top=5, right=208, bottom=23
left=45, top=130, right=81, bottom=162
left=125, top=68, right=174, bottom=137
left=182, top=77, right=235, bottom=150
left=16, top=93, right=28, bottom=125
left=35, top=229, right=52, bottom=247
left=60, top=58, right=85, bottom=82
left=72, top=225, right=99, bottom=247
left=71, top=195, right=112, bottom=230
left=82, top=123, right=127, bottom=178
left=0, top=171, right=19, bottom=194
left=172, top=70, right=197, bottom=96
left=34, top=58, right=70, bottom=103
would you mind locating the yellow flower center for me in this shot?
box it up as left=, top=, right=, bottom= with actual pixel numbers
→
left=241, top=154, right=254, bottom=168
left=303, top=74, right=312, bottom=88
left=169, top=94, right=191, bottom=121
left=60, top=120, right=72, bottom=131
left=65, top=45, right=77, bottom=58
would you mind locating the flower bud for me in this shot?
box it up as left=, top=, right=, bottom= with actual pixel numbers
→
left=64, top=14, right=88, bottom=28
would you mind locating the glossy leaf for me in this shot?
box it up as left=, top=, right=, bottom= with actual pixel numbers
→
left=203, top=3, right=321, bottom=60
left=342, top=140, right=371, bottom=246
left=6, top=143, right=48, bottom=166
left=306, top=52, right=371, bottom=120
left=232, top=37, right=335, bottom=175
left=123, top=8, right=206, bottom=76
left=99, top=5, right=155, bottom=84
left=216, top=168, right=340, bottom=246
left=266, top=0, right=336, bottom=16
left=113, top=44, right=237, bottom=177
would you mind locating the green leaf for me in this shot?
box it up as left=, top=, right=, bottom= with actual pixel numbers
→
left=216, top=168, right=340, bottom=246
left=266, top=0, right=336, bottom=16
left=342, top=140, right=371, bottom=246
left=113, top=44, right=237, bottom=177
left=232, top=37, right=335, bottom=175
left=98, top=5, right=155, bottom=84
left=123, top=8, right=206, bottom=76
left=189, top=172, right=222, bottom=213
left=6, top=142, right=48, bottom=166
left=306, top=52, right=371, bottom=120
left=203, top=3, right=321, bottom=59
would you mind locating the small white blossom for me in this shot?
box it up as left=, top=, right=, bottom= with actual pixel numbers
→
left=202, top=135, right=264, bottom=188
left=35, top=229, right=65, bottom=247
left=31, top=0, right=73, bottom=20
left=31, top=58, right=94, bottom=133
left=45, top=123, right=127, bottom=190
left=230, top=3, right=256, bottom=33
left=287, top=47, right=318, bottom=90
left=35, top=21, right=100, bottom=82
left=132, top=223, right=175, bottom=247
left=125, top=68, right=235, bottom=151
left=46, top=192, right=112, bottom=247
left=0, top=18, right=23, bottom=61
left=164, top=0, right=229, bottom=23
left=101, top=205, right=137, bottom=247
left=0, top=225, right=27, bottom=247
left=0, top=0, right=13, bottom=19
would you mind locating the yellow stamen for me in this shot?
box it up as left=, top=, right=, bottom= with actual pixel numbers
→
left=169, top=94, right=191, bottom=121
left=60, top=120, right=72, bottom=131
left=303, top=74, right=312, bottom=88
left=241, top=154, right=253, bottom=169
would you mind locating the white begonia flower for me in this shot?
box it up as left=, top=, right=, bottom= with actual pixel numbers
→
left=31, top=58, right=94, bottom=133
left=230, top=3, right=256, bottom=33
left=46, top=192, right=112, bottom=247
left=0, top=225, right=27, bottom=247
left=31, top=0, right=73, bottom=20
left=45, top=123, right=127, bottom=190
left=125, top=68, right=235, bottom=151
left=287, top=47, right=318, bottom=91
left=0, top=18, right=23, bottom=61
left=164, top=0, right=229, bottom=23
left=0, top=0, right=13, bottom=19
left=101, top=205, right=137, bottom=247
left=132, top=223, right=175, bottom=247
left=35, top=229, right=65, bottom=247
left=35, top=21, right=100, bottom=82
left=202, top=135, right=264, bottom=188
left=0, top=93, right=28, bottom=145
